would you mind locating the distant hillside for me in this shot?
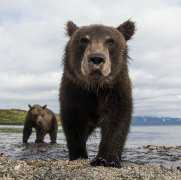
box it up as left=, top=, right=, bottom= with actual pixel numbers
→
left=132, top=116, right=181, bottom=125
left=0, top=109, right=181, bottom=125
left=0, top=109, right=60, bottom=125
left=0, top=109, right=27, bottom=125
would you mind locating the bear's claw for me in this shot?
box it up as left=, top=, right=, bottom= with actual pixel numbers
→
left=90, top=157, right=121, bottom=168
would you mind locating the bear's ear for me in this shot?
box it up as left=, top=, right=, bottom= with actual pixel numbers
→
left=42, top=105, right=47, bottom=109
left=66, top=21, right=78, bottom=37
left=28, top=104, right=32, bottom=109
left=117, top=20, right=135, bottom=41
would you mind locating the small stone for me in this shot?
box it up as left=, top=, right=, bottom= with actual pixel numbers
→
left=14, top=164, right=22, bottom=171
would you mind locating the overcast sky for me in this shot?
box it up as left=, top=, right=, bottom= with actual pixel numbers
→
left=0, top=0, right=181, bottom=117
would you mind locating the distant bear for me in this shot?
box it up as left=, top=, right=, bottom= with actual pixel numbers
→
left=59, top=20, right=135, bottom=167
left=23, top=104, right=58, bottom=144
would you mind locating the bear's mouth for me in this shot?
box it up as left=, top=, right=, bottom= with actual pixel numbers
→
left=89, top=70, right=103, bottom=80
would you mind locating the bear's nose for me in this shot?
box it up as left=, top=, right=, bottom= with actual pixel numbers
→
left=89, top=54, right=105, bottom=65
left=37, top=120, right=42, bottom=125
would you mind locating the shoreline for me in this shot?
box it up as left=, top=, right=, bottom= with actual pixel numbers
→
left=0, top=156, right=180, bottom=180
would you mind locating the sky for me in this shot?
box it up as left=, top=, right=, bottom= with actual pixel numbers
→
left=0, top=0, right=181, bottom=117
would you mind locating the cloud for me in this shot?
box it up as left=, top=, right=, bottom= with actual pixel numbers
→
left=0, top=0, right=181, bottom=117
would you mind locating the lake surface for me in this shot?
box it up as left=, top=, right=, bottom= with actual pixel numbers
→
left=128, top=125, right=181, bottom=147
left=0, top=125, right=180, bottom=169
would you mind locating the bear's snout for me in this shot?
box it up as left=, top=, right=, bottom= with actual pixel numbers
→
left=37, top=119, right=42, bottom=126
left=36, top=116, right=43, bottom=126
left=81, top=52, right=111, bottom=79
left=88, top=53, right=105, bottom=66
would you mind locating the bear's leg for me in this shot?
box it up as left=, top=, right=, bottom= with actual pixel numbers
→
left=23, top=126, right=32, bottom=143
left=35, top=130, right=45, bottom=143
left=91, top=106, right=131, bottom=168
left=49, top=130, right=57, bottom=144
left=62, top=110, right=94, bottom=160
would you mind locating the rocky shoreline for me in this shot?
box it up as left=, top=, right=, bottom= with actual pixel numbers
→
left=0, top=156, right=180, bottom=180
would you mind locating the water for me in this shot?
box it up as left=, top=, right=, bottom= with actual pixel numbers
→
left=0, top=125, right=180, bottom=169
left=128, top=125, right=181, bottom=147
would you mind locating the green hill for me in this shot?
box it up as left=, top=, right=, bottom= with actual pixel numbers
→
left=0, top=109, right=27, bottom=125
left=0, top=109, right=61, bottom=125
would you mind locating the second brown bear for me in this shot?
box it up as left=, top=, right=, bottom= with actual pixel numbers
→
left=23, top=104, right=58, bottom=144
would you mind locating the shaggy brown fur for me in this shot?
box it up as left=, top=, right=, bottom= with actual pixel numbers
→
left=59, top=20, right=135, bottom=167
left=23, top=104, right=58, bottom=144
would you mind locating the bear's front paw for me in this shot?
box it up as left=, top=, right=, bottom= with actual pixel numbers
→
left=50, top=141, right=56, bottom=145
left=35, top=140, right=44, bottom=144
left=90, top=157, right=121, bottom=168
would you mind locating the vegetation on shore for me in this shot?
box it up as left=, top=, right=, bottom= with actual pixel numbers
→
left=0, top=109, right=60, bottom=125
left=0, top=109, right=27, bottom=125
left=0, top=127, right=23, bottom=133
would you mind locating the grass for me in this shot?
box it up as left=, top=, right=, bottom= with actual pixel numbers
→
left=0, top=109, right=61, bottom=125
left=0, top=127, right=63, bottom=133
left=0, top=109, right=27, bottom=125
left=0, top=127, right=23, bottom=133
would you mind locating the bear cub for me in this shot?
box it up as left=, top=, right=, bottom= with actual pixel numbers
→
left=23, top=104, right=58, bottom=144
left=60, top=20, right=135, bottom=167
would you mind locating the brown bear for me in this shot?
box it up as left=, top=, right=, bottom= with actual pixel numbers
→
left=59, top=20, right=135, bottom=167
left=23, top=104, right=58, bottom=144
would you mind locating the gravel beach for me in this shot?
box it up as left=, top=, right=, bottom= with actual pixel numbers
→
left=0, top=156, right=180, bottom=180
left=0, top=128, right=180, bottom=180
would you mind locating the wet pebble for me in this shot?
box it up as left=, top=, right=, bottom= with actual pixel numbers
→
left=0, top=157, right=180, bottom=180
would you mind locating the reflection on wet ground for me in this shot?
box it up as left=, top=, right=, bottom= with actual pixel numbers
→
left=0, top=126, right=180, bottom=169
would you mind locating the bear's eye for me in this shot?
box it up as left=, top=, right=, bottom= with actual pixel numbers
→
left=79, top=36, right=90, bottom=46
left=105, top=38, right=115, bottom=47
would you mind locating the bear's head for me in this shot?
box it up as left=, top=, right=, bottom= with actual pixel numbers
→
left=28, top=104, right=49, bottom=130
left=64, top=20, right=135, bottom=88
